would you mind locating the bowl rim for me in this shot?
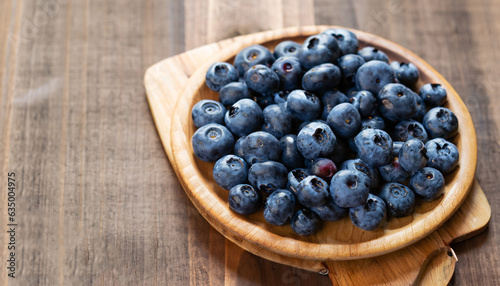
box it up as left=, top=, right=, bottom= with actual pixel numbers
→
left=169, top=25, right=477, bottom=260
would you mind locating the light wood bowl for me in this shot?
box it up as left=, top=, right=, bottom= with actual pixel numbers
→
left=167, top=26, right=477, bottom=261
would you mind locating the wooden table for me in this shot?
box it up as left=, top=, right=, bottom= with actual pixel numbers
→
left=0, top=0, right=498, bottom=285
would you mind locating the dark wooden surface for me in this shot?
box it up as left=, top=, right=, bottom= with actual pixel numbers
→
left=0, top=0, right=498, bottom=285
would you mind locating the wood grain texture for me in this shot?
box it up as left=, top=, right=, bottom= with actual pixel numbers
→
left=0, top=1, right=499, bottom=286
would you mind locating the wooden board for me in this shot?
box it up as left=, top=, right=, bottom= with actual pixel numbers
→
left=144, top=26, right=491, bottom=284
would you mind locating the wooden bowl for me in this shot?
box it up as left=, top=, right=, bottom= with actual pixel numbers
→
left=168, top=26, right=477, bottom=261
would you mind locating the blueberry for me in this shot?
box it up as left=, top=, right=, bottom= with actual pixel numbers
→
left=379, top=183, right=416, bottom=218
left=302, top=63, right=341, bottom=94
left=390, top=61, right=419, bottom=87
left=225, top=99, right=263, bottom=137
left=291, top=209, right=322, bottom=236
left=349, top=90, right=377, bottom=117
left=378, top=156, right=410, bottom=183
left=192, top=123, right=234, bottom=162
left=234, top=136, right=245, bottom=158
left=354, top=128, right=393, bottom=167
left=391, top=141, right=404, bottom=156
left=287, top=168, right=311, bottom=195
left=330, top=137, right=356, bottom=167
left=378, top=83, right=417, bottom=122
left=238, top=131, right=282, bottom=164
left=248, top=161, right=288, bottom=194
left=286, top=90, right=322, bottom=121
left=255, top=93, right=276, bottom=108
left=349, top=193, right=386, bottom=231
left=272, top=57, right=303, bottom=91
left=361, top=116, right=385, bottom=130
left=296, top=175, right=330, bottom=207
left=355, top=60, right=395, bottom=95
left=219, top=82, right=252, bottom=106
left=321, top=90, right=349, bottom=120
left=234, top=45, right=275, bottom=77
left=337, top=54, right=366, bottom=85
left=310, top=196, right=348, bottom=221
left=340, top=159, right=381, bottom=190
left=191, top=99, right=226, bottom=128
left=213, top=155, right=249, bottom=190
left=205, top=62, right=239, bottom=92
left=298, top=34, right=340, bottom=70
left=264, top=189, right=296, bottom=225
left=422, top=107, right=459, bottom=140
left=274, top=41, right=302, bottom=58
left=322, top=28, right=359, bottom=56
left=228, top=184, right=262, bottom=215
left=244, top=64, right=280, bottom=95
left=392, top=120, right=428, bottom=142
left=425, top=138, right=459, bottom=174
left=419, top=83, right=447, bottom=107
left=399, top=139, right=428, bottom=174
left=409, top=167, right=445, bottom=201
left=274, top=90, right=290, bottom=105
left=330, top=170, right=371, bottom=208
left=262, top=104, right=292, bottom=139
left=326, top=102, right=361, bottom=138
left=309, top=158, right=337, bottom=181
left=297, top=121, right=337, bottom=160
left=358, top=47, right=389, bottom=63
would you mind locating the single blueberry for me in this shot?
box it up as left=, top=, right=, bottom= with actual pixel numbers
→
left=213, top=155, right=249, bottom=190
left=419, top=83, right=447, bottom=107
left=322, top=28, right=359, bottom=56
left=423, top=107, right=459, bottom=140
left=205, top=62, right=239, bottom=92
left=409, top=167, right=445, bottom=201
left=354, top=128, right=393, bottom=167
left=191, top=99, right=226, bottom=128
left=262, top=104, right=293, bottom=139
left=358, top=47, right=389, bottom=63
left=219, top=82, right=252, bottom=106
left=286, top=90, right=322, bottom=121
left=390, top=61, right=419, bottom=87
left=326, top=102, right=362, bottom=138
left=355, top=60, right=395, bottom=95
left=379, top=183, right=416, bottom=218
left=238, top=131, right=282, bottom=164
left=309, top=158, right=337, bottom=181
left=228, top=184, right=262, bottom=215
left=274, top=90, right=290, bottom=105
left=244, top=64, right=280, bottom=95
left=296, top=175, right=330, bottom=207
left=291, top=209, right=322, bottom=236
left=349, top=193, right=386, bottom=231
left=272, top=56, right=303, bottom=91
left=378, top=156, right=410, bottom=183
left=399, top=139, right=428, bottom=174
left=349, top=90, right=377, bottom=117
left=392, top=120, right=428, bottom=142
left=296, top=121, right=337, bottom=160
left=302, top=63, right=341, bottom=94
left=264, top=189, right=296, bottom=225
left=330, top=170, right=371, bottom=208
left=425, top=138, right=459, bottom=174
left=225, top=99, right=263, bottom=137
left=248, top=161, right=288, bottom=194
left=192, top=123, right=234, bottom=162
left=234, top=45, right=275, bottom=77
left=280, top=135, right=305, bottom=170
left=298, top=34, right=340, bottom=70
left=378, top=83, right=417, bottom=122
left=340, top=158, right=381, bottom=190
left=274, top=41, right=302, bottom=58
left=255, top=93, right=276, bottom=108
left=337, top=54, right=366, bottom=86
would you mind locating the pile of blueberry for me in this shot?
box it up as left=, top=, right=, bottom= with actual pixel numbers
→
left=191, top=28, right=459, bottom=236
